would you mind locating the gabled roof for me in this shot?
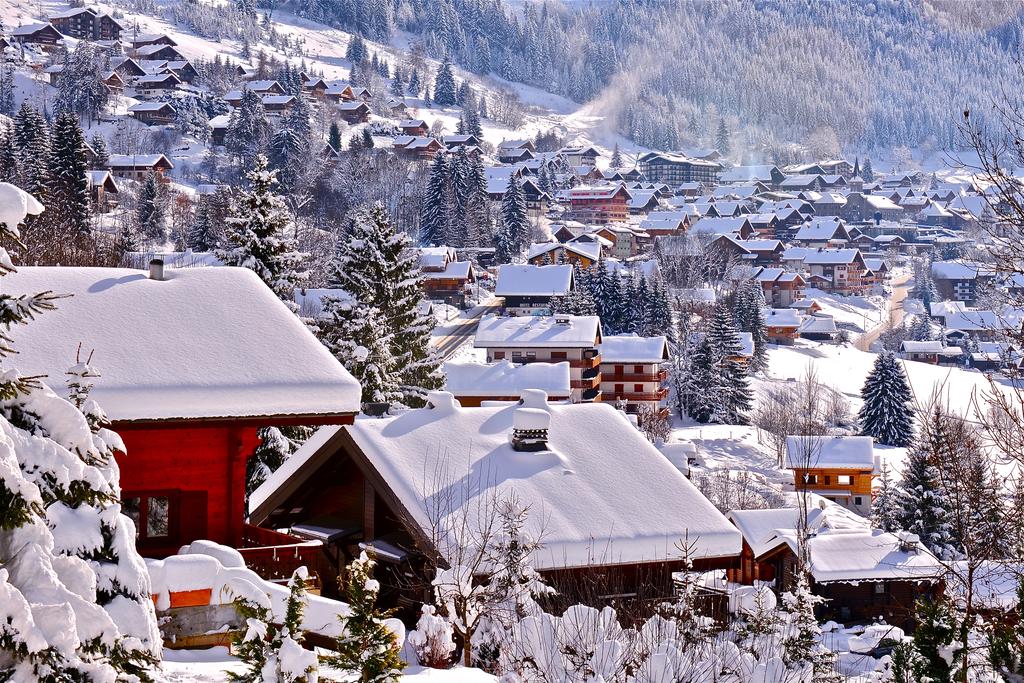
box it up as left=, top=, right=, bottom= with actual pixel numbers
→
left=252, top=393, right=741, bottom=569
left=785, top=435, right=874, bottom=470
left=108, top=153, right=173, bottom=169
left=494, top=264, right=573, bottom=297
left=3, top=267, right=360, bottom=422
left=763, top=307, right=802, bottom=328
left=527, top=241, right=601, bottom=263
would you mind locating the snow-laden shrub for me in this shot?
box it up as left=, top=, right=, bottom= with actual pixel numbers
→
left=407, top=605, right=455, bottom=668
left=0, top=183, right=161, bottom=680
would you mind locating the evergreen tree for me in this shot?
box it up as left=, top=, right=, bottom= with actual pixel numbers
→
left=328, top=553, right=404, bottom=682
left=321, top=297, right=400, bottom=405
left=685, top=337, right=720, bottom=423
left=89, top=131, right=110, bottom=169
left=734, top=278, right=768, bottom=372
left=498, top=174, right=529, bottom=260
left=433, top=55, right=458, bottom=106
left=858, top=351, right=915, bottom=446
left=137, top=170, right=167, bottom=243
left=705, top=303, right=753, bottom=423
left=215, top=155, right=306, bottom=307
left=187, top=194, right=218, bottom=252
left=911, top=597, right=957, bottom=681
left=361, top=127, right=374, bottom=149
left=782, top=573, right=840, bottom=680
left=419, top=151, right=452, bottom=246
left=610, top=142, right=622, bottom=168
left=871, top=462, right=902, bottom=532
left=0, top=60, right=13, bottom=117
left=328, top=204, right=442, bottom=406
left=862, top=157, right=875, bottom=182
left=47, top=112, right=91, bottom=237
left=328, top=121, right=342, bottom=152
left=895, top=406, right=957, bottom=558
left=407, top=69, right=421, bottom=97
left=715, top=117, right=730, bottom=156
left=225, top=88, right=270, bottom=167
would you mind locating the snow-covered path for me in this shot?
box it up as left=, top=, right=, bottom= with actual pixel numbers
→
left=431, top=297, right=502, bottom=360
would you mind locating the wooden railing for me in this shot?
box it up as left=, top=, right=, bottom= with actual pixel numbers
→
left=601, top=369, right=668, bottom=383
left=239, top=524, right=322, bottom=586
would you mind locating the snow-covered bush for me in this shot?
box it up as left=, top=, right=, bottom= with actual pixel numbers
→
left=229, top=566, right=318, bottom=683
left=0, top=182, right=161, bottom=680
left=407, top=605, right=455, bottom=668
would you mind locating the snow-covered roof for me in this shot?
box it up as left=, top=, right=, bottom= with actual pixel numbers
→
left=794, top=217, right=846, bottom=241
left=900, top=340, right=945, bottom=353
left=599, top=334, right=669, bottom=363
left=930, top=260, right=987, bottom=280
left=719, top=165, right=778, bottom=183
left=475, top=314, right=601, bottom=348
left=801, top=248, right=862, bottom=265
left=763, top=308, right=802, bottom=327
left=798, top=316, right=837, bottom=335
left=945, top=310, right=1020, bottom=332
left=690, top=216, right=750, bottom=235
left=527, top=241, right=601, bottom=263
left=128, top=102, right=173, bottom=112
left=341, top=394, right=741, bottom=568
left=494, top=264, right=573, bottom=297
left=443, top=360, right=571, bottom=398
left=4, top=267, right=360, bottom=422
left=784, top=435, right=874, bottom=470
left=293, top=287, right=354, bottom=319
left=108, top=154, right=172, bottom=169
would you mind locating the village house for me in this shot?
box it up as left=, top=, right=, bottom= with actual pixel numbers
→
left=733, top=239, right=785, bottom=265
left=134, top=42, right=186, bottom=62
left=475, top=315, right=602, bottom=403
left=755, top=268, right=806, bottom=307
left=497, top=139, right=536, bottom=163
left=86, top=170, right=119, bottom=212
left=899, top=340, right=964, bottom=365
left=527, top=241, right=601, bottom=269
left=442, top=361, right=572, bottom=406
left=788, top=248, right=869, bottom=295
left=398, top=119, right=428, bottom=136
left=598, top=335, right=669, bottom=421
left=494, top=263, right=574, bottom=316
left=763, top=307, right=802, bottom=344
left=10, top=22, right=64, bottom=51
left=248, top=390, right=742, bottom=605
left=417, top=246, right=474, bottom=307
left=337, top=100, right=371, bottom=123
left=560, top=144, right=601, bottom=167
left=107, top=154, right=174, bottom=181
left=637, top=151, right=722, bottom=185
left=786, top=435, right=875, bottom=516
left=727, top=503, right=942, bottom=628
left=392, top=135, right=444, bottom=160
left=567, top=184, right=632, bottom=225
left=719, top=164, right=785, bottom=187
left=301, top=77, right=329, bottom=99
left=840, top=192, right=904, bottom=223
left=691, top=216, right=756, bottom=240
left=3, top=265, right=361, bottom=580
left=792, top=217, right=852, bottom=247
left=261, top=94, right=296, bottom=118
left=131, top=33, right=177, bottom=49
left=798, top=314, right=839, bottom=342
left=49, top=7, right=122, bottom=41
left=930, top=260, right=994, bottom=306
left=133, top=72, right=182, bottom=98
left=943, top=309, right=1022, bottom=343
left=128, top=101, right=176, bottom=126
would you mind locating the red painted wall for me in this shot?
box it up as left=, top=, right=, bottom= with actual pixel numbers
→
left=113, top=423, right=260, bottom=557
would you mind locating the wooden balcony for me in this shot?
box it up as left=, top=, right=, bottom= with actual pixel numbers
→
left=604, top=388, right=669, bottom=402
left=601, top=369, right=668, bottom=383
left=239, top=524, right=322, bottom=586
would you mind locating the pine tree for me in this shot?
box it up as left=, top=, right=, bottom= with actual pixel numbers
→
left=0, top=61, right=13, bottom=117
left=407, top=69, right=421, bottom=97
left=782, top=572, right=840, bottom=680
left=226, top=88, right=270, bottom=167
left=706, top=303, right=753, bottom=424
left=47, top=112, right=91, bottom=237
left=685, top=337, right=720, bottom=423
left=137, top=170, right=167, bottom=243
left=871, top=462, right=902, bottom=532
left=329, top=204, right=441, bottom=406
left=321, top=297, right=400, bottom=405
left=735, top=278, right=768, bottom=372
left=499, top=175, right=529, bottom=260
left=895, top=406, right=956, bottom=558
left=328, top=121, right=342, bottom=152
left=911, top=597, right=957, bottom=681
left=858, top=352, right=915, bottom=446
left=420, top=151, right=452, bottom=246
left=433, top=55, right=458, bottom=106
left=862, top=157, right=875, bottom=182
left=328, top=553, right=404, bottom=683
left=89, top=131, right=110, bottom=169
left=215, top=155, right=306, bottom=307
left=610, top=143, right=622, bottom=169
left=715, top=117, right=730, bottom=157
left=0, top=182, right=161, bottom=679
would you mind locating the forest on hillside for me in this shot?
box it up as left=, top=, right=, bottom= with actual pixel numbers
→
left=288, top=0, right=1024, bottom=154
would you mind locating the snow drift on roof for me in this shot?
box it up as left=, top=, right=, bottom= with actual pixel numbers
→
left=443, top=360, right=571, bottom=397
left=599, top=334, right=668, bottom=363
left=494, top=264, right=573, bottom=297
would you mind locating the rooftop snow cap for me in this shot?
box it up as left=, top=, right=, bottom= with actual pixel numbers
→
left=149, top=258, right=164, bottom=281
left=510, top=407, right=550, bottom=452
left=426, top=391, right=459, bottom=413
left=519, top=388, right=550, bottom=409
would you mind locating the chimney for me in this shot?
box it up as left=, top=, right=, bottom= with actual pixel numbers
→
left=148, top=258, right=164, bottom=280
left=509, top=407, right=550, bottom=452
left=554, top=315, right=572, bottom=326
left=519, top=389, right=549, bottom=408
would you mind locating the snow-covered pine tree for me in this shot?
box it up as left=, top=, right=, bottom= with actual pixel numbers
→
left=328, top=121, right=343, bottom=153
left=137, top=170, right=167, bottom=244
left=685, top=337, right=719, bottom=423
left=858, top=351, right=915, bottom=446
left=433, top=55, right=458, bottom=106
left=226, top=88, right=271, bottom=167
left=329, top=204, right=441, bottom=406
left=497, top=175, right=529, bottom=262
left=610, top=143, right=622, bottom=169
left=320, top=296, right=400, bottom=406
left=0, top=61, right=13, bottom=117
left=47, top=112, right=91, bottom=238
left=216, top=154, right=306, bottom=308
left=12, top=102, right=51, bottom=207
left=88, top=132, right=109, bottom=170
left=871, top=462, right=902, bottom=532
left=715, top=117, right=730, bottom=157
left=735, top=278, right=768, bottom=372
left=0, top=182, right=161, bottom=679
left=895, top=405, right=957, bottom=558
left=407, top=69, right=421, bottom=97
left=328, top=552, right=404, bottom=682
left=706, top=303, right=753, bottom=424
left=419, top=151, right=452, bottom=246
left=782, top=573, right=840, bottom=680
left=862, top=158, right=874, bottom=182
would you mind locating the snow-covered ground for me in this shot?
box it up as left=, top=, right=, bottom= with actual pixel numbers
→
left=803, top=288, right=888, bottom=336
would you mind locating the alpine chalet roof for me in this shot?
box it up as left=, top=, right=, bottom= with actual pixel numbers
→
left=599, top=334, right=669, bottom=363
left=4, top=267, right=361, bottom=423
left=494, top=264, right=573, bottom=297
left=785, top=435, right=874, bottom=470
left=443, top=360, right=571, bottom=398
left=474, top=314, right=601, bottom=348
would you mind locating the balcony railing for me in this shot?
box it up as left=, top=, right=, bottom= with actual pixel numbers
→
left=239, top=524, right=322, bottom=586
left=571, top=375, right=601, bottom=390
left=601, top=369, right=668, bottom=383
left=604, top=388, right=669, bottom=402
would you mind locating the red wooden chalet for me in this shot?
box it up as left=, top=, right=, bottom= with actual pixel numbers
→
left=4, top=264, right=361, bottom=579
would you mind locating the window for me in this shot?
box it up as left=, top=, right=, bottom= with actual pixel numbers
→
left=614, top=384, right=624, bottom=394
left=804, top=474, right=818, bottom=485
left=123, top=492, right=172, bottom=541
left=526, top=351, right=536, bottom=361
left=634, top=365, right=644, bottom=374
left=854, top=496, right=863, bottom=506
left=551, top=351, right=567, bottom=360
left=511, top=351, right=523, bottom=360
left=874, top=582, right=886, bottom=595
left=837, top=475, right=853, bottom=485
left=634, top=384, right=644, bottom=393
left=493, top=351, right=505, bottom=360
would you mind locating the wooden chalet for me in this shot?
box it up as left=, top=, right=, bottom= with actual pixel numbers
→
left=133, top=72, right=182, bottom=97
left=567, top=183, right=632, bottom=225
left=107, top=154, right=174, bottom=181
left=131, top=33, right=178, bottom=49
left=49, top=7, right=123, bottom=41
left=86, top=170, right=119, bottom=212
left=494, top=263, right=574, bottom=317
left=786, top=436, right=874, bottom=516
left=418, top=246, right=474, bottom=307
left=128, top=101, right=176, bottom=126
left=728, top=504, right=942, bottom=629
left=398, top=119, right=428, bottom=136
left=392, top=135, right=444, bottom=160
left=302, top=77, right=329, bottom=99
left=526, top=241, right=601, bottom=269
left=248, top=391, right=742, bottom=608
left=497, top=139, right=535, bottom=163
left=133, top=42, right=186, bottom=62
left=3, top=266, right=361, bottom=581
left=11, top=22, right=64, bottom=51
left=763, top=308, right=802, bottom=344
left=337, top=100, right=371, bottom=124
left=753, top=267, right=806, bottom=307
